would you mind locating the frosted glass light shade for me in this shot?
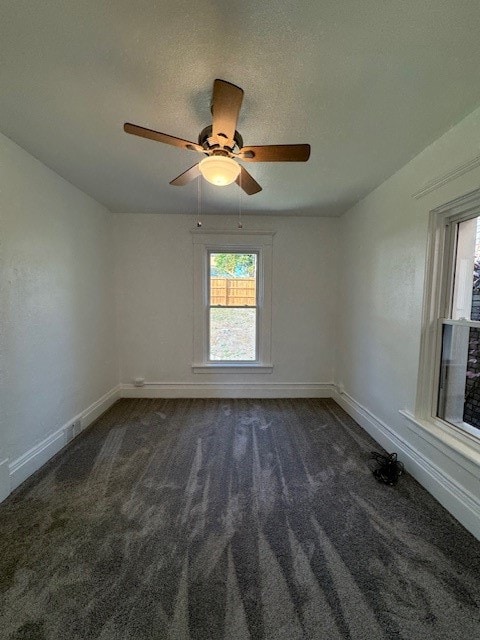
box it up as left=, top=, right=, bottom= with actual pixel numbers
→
left=199, top=156, right=241, bottom=186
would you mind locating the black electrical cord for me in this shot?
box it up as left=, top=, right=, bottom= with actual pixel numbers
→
left=369, top=451, right=404, bottom=486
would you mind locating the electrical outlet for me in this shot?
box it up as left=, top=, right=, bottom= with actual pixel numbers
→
left=73, top=419, right=82, bottom=437
left=66, top=419, right=82, bottom=444
left=65, top=424, right=75, bottom=442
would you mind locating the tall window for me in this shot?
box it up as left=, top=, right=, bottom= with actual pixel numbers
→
left=209, top=252, right=258, bottom=361
left=437, top=214, right=480, bottom=433
left=192, top=231, right=273, bottom=373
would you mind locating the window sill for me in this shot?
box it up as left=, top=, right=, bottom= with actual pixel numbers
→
left=192, top=364, right=273, bottom=374
left=399, top=409, right=480, bottom=470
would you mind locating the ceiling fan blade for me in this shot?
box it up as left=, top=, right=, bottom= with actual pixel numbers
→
left=236, top=166, right=262, bottom=195
left=170, top=163, right=201, bottom=186
left=124, top=123, right=204, bottom=153
left=238, top=144, right=311, bottom=162
left=211, top=79, right=244, bottom=144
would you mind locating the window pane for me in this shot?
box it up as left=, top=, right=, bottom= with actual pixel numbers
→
left=464, top=326, right=480, bottom=429
left=451, top=216, right=480, bottom=320
left=210, top=253, right=256, bottom=307
left=209, top=308, right=256, bottom=361
left=437, top=323, right=480, bottom=431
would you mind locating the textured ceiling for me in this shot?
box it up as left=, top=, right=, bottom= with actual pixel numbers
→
left=2, top=1, right=480, bottom=216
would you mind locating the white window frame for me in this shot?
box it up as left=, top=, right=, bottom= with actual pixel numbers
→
left=412, top=188, right=480, bottom=458
left=192, top=230, right=274, bottom=373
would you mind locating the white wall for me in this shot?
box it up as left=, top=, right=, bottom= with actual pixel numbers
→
left=337, top=106, right=480, bottom=539
left=114, top=213, right=338, bottom=396
left=0, top=132, right=119, bottom=498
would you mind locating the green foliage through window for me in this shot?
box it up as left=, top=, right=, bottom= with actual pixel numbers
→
left=211, top=253, right=256, bottom=278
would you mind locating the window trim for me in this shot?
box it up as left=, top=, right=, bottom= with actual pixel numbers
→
left=415, top=187, right=480, bottom=454
left=192, top=230, right=274, bottom=374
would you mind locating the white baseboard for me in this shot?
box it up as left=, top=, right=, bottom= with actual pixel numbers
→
left=0, top=459, right=10, bottom=502
left=82, top=385, right=121, bottom=429
left=334, top=389, right=480, bottom=541
left=120, top=382, right=336, bottom=399
left=7, top=385, right=120, bottom=495
left=9, top=427, right=66, bottom=491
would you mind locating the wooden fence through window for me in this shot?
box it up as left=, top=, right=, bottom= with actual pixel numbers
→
left=210, top=277, right=256, bottom=306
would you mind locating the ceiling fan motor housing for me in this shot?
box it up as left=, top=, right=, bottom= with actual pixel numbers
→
left=198, top=125, right=243, bottom=154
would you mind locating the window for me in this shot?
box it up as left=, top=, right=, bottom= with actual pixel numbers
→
left=417, top=190, right=480, bottom=442
left=437, top=215, right=480, bottom=433
left=192, top=231, right=273, bottom=373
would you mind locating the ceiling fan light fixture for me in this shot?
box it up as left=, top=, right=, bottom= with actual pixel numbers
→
left=198, top=155, right=240, bottom=186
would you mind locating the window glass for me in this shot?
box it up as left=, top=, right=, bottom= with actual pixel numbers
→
left=208, top=253, right=257, bottom=361
left=209, top=308, right=256, bottom=361
left=451, top=217, right=480, bottom=320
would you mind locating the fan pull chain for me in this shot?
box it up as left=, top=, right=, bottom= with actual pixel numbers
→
left=196, top=175, right=202, bottom=227
left=238, top=171, right=243, bottom=229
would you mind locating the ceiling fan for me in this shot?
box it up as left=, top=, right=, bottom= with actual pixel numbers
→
left=124, top=79, right=310, bottom=195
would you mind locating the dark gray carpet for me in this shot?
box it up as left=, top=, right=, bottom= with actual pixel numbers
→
left=0, top=398, right=479, bottom=639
